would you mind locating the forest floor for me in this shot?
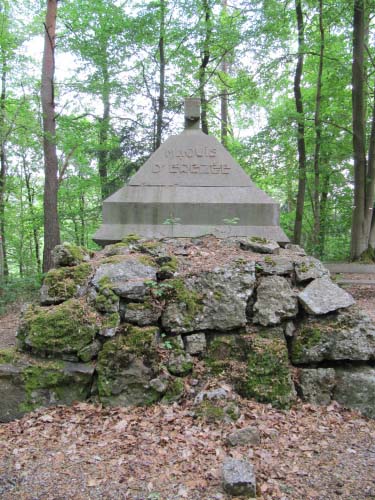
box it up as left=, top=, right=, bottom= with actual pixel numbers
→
left=0, top=272, right=374, bottom=499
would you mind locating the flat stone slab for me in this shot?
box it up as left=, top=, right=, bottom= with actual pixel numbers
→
left=222, top=458, right=256, bottom=497
left=334, top=366, right=375, bottom=419
left=253, top=275, right=298, bottom=326
left=298, top=277, right=355, bottom=315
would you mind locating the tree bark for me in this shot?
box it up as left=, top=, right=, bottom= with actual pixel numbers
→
left=199, top=0, right=211, bottom=135
left=0, top=46, right=8, bottom=279
left=293, top=0, right=307, bottom=245
left=41, top=0, right=60, bottom=272
left=155, top=0, right=166, bottom=150
left=312, top=0, right=325, bottom=253
left=350, top=0, right=375, bottom=259
left=98, top=51, right=111, bottom=200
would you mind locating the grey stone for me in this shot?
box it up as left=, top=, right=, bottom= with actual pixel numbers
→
left=284, top=321, right=295, bottom=338
left=298, top=368, right=336, bottom=405
left=149, top=375, right=169, bottom=393
left=0, top=364, right=27, bottom=422
left=162, top=262, right=256, bottom=334
left=285, top=243, right=306, bottom=255
left=295, top=256, right=329, bottom=283
left=239, top=237, right=280, bottom=254
left=78, top=339, right=102, bottom=362
left=123, top=302, right=161, bottom=326
left=184, top=333, right=207, bottom=355
left=256, top=256, right=294, bottom=275
left=92, top=258, right=157, bottom=300
left=93, top=101, right=289, bottom=245
left=334, top=366, right=375, bottom=419
left=253, top=275, right=298, bottom=326
left=52, top=242, right=90, bottom=267
left=167, top=352, right=193, bottom=376
left=291, top=307, right=375, bottom=364
left=298, top=277, right=355, bottom=315
left=194, top=387, right=232, bottom=404
left=222, top=458, right=256, bottom=497
left=226, top=426, right=261, bottom=447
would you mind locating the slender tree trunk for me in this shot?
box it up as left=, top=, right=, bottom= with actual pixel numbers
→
left=98, top=54, right=111, bottom=200
left=199, top=0, right=211, bottom=135
left=220, top=0, right=229, bottom=147
left=23, top=155, right=41, bottom=274
left=311, top=0, right=325, bottom=253
left=350, top=0, right=375, bottom=259
left=293, top=0, right=307, bottom=245
left=155, top=0, right=166, bottom=150
left=0, top=47, right=8, bottom=279
left=41, top=0, right=60, bottom=272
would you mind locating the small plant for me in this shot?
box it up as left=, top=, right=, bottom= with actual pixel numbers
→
left=163, top=216, right=181, bottom=226
left=160, top=332, right=173, bottom=349
left=144, top=279, right=175, bottom=298
left=222, top=216, right=240, bottom=225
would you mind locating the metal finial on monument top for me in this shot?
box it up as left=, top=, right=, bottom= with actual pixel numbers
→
left=184, top=97, right=201, bottom=130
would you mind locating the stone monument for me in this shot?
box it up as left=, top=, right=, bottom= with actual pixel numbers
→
left=93, top=98, right=288, bottom=245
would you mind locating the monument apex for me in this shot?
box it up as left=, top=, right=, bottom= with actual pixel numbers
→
left=93, top=99, right=289, bottom=245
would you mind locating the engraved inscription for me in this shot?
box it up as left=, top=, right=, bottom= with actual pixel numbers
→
left=151, top=147, right=231, bottom=175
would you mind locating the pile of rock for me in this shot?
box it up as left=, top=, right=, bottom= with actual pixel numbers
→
left=0, top=235, right=374, bottom=422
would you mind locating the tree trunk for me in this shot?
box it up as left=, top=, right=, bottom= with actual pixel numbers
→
left=0, top=47, right=8, bottom=279
left=23, top=155, right=41, bottom=274
left=98, top=53, right=111, bottom=200
left=199, top=0, right=211, bottom=135
left=311, top=0, right=324, bottom=253
left=350, top=0, right=375, bottom=259
left=220, top=0, right=229, bottom=147
left=41, top=0, right=60, bottom=272
left=155, top=0, right=166, bottom=150
left=293, top=0, right=307, bottom=245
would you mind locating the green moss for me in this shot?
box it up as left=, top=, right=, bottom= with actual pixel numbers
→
left=358, top=246, right=375, bottom=263
left=100, top=255, right=128, bottom=264
left=194, top=400, right=239, bottom=423
left=115, top=324, right=159, bottom=357
left=139, top=241, right=160, bottom=251
left=127, top=302, right=152, bottom=311
left=20, top=359, right=92, bottom=412
left=44, top=263, right=92, bottom=300
left=0, top=348, right=18, bottom=364
left=18, top=299, right=98, bottom=357
left=121, top=233, right=141, bottom=245
left=168, top=278, right=203, bottom=327
left=102, top=312, right=120, bottom=329
left=159, top=256, right=178, bottom=274
left=264, top=256, right=276, bottom=266
left=94, top=277, right=118, bottom=313
left=162, top=378, right=184, bottom=403
left=250, top=236, right=268, bottom=244
left=138, top=255, right=157, bottom=267
left=291, top=326, right=322, bottom=361
left=213, top=290, right=223, bottom=300
left=237, top=337, right=295, bottom=409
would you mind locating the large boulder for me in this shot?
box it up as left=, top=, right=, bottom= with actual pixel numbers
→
left=0, top=351, right=94, bottom=422
left=298, top=277, right=355, bottom=315
left=92, top=256, right=157, bottom=301
left=253, top=275, right=298, bottom=326
left=334, top=366, right=375, bottom=419
left=40, top=263, right=92, bottom=305
left=162, top=262, right=256, bottom=333
left=96, top=326, right=161, bottom=406
left=291, top=307, right=375, bottom=364
left=17, top=299, right=98, bottom=360
left=52, top=242, right=91, bottom=267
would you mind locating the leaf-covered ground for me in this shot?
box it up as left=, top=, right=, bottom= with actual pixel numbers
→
left=1, top=270, right=375, bottom=499
left=0, top=398, right=374, bottom=499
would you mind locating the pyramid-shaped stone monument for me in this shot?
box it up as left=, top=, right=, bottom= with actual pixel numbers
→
left=93, top=98, right=289, bottom=245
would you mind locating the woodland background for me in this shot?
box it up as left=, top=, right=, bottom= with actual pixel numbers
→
left=0, top=0, right=375, bottom=310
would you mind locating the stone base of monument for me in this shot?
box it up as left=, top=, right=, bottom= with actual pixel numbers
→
left=1, top=236, right=375, bottom=422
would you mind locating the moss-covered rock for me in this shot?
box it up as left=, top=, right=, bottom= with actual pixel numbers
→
left=167, top=352, right=193, bottom=376
left=17, top=299, right=98, bottom=360
left=0, top=351, right=94, bottom=421
left=291, top=306, right=375, bottom=364
left=96, top=329, right=160, bottom=407
left=52, top=242, right=91, bottom=268
left=122, top=301, right=161, bottom=326
left=194, top=400, right=240, bottom=423
left=162, top=377, right=185, bottom=403
left=235, top=337, right=296, bottom=409
left=40, top=263, right=92, bottom=305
